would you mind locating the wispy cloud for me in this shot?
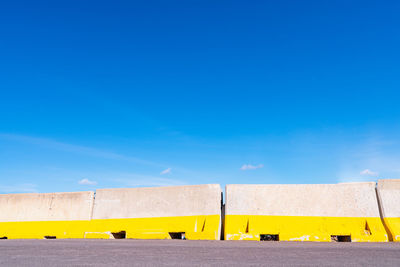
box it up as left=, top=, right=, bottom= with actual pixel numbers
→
left=337, top=168, right=380, bottom=183
left=160, top=168, right=172, bottom=175
left=360, top=169, right=379, bottom=177
left=336, top=134, right=400, bottom=183
left=0, top=133, right=164, bottom=168
left=123, top=178, right=184, bottom=187
left=240, top=164, right=264, bottom=171
left=78, top=178, right=97, bottom=185
left=0, top=183, right=38, bottom=193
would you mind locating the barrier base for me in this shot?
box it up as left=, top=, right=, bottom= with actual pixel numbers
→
left=224, top=215, right=388, bottom=242
left=0, top=215, right=221, bottom=240
left=383, top=218, right=400, bottom=242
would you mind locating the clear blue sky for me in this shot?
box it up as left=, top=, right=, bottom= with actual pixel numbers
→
left=1, top=0, right=400, bottom=193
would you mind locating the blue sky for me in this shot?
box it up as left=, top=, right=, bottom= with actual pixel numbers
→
left=1, top=0, right=400, bottom=193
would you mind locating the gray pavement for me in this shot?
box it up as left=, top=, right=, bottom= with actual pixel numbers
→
left=0, top=239, right=399, bottom=266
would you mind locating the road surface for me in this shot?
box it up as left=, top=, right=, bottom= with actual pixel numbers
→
left=0, top=239, right=399, bottom=266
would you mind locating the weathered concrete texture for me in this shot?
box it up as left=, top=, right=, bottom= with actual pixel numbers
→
left=226, top=183, right=380, bottom=217
left=93, top=184, right=221, bottom=219
left=225, top=183, right=388, bottom=241
left=89, top=184, right=222, bottom=240
left=377, top=179, right=400, bottom=241
left=0, top=191, right=94, bottom=222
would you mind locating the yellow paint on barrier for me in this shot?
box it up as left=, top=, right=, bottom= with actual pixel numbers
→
left=383, top=217, right=400, bottom=242
left=0, top=215, right=220, bottom=240
left=87, top=215, right=220, bottom=240
left=224, top=215, right=388, bottom=242
left=0, top=220, right=91, bottom=239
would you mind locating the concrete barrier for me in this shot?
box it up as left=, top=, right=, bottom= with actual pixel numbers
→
left=225, top=183, right=388, bottom=242
left=87, top=184, right=222, bottom=240
left=0, top=191, right=94, bottom=239
left=377, top=179, right=400, bottom=242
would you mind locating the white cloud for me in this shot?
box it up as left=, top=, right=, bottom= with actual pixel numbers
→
left=360, top=169, right=379, bottom=177
left=114, top=176, right=186, bottom=187
left=160, top=168, right=172, bottom=175
left=240, top=164, right=264, bottom=171
left=78, top=178, right=97, bottom=185
left=337, top=176, right=377, bottom=183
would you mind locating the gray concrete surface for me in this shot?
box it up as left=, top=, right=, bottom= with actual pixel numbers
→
left=0, top=191, right=94, bottom=222
left=93, top=184, right=222, bottom=219
left=0, top=239, right=399, bottom=266
left=226, top=183, right=380, bottom=217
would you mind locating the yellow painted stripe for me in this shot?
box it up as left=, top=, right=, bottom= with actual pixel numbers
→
left=0, top=215, right=220, bottom=240
left=88, top=215, right=220, bottom=240
left=225, top=215, right=388, bottom=242
left=0, top=220, right=91, bottom=239
left=383, top=217, right=400, bottom=242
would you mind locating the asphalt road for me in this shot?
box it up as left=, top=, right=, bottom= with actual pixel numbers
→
left=0, top=239, right=399, bottom=266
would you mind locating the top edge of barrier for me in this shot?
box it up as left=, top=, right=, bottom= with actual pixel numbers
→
left=96, top=184, right=221, bottom=192
left=378, top=179, right=400, bottom=189
left=378, top=179, right=400, bottom=183
left=0, top=191, right=95, bottom=196
left=226, top=182, right=376, bottom=187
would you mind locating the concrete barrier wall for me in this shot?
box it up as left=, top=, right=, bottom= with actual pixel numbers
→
left=377, top=179, right=400, bottom=242
left=0, top=192, right=94, bottom=239
left=225, top=183, right=388, bottom=242
left=88, top=184, right=222, bottom=240
left=1, top=182, right=396, bottom=242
